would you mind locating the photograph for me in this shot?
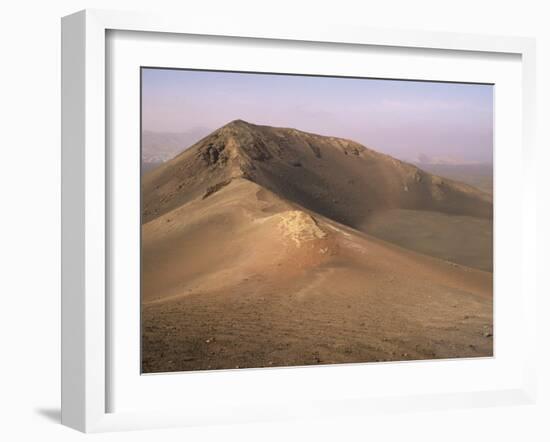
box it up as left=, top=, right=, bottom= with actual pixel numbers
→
left=140, top=68, right=493, bottom=374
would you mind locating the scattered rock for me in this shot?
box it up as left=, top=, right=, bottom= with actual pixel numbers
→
left=305, top=140, right=322, bottom=158
left=202, top=179, right=232, bottom=199
left=245, top=139, right=272, bottom=161
left=201, top=143, right=227, bottom=166
left=278, top=210, right=327, bottom=246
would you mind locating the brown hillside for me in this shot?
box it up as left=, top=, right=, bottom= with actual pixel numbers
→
left=142, top=178, right=492, bottom=372
left=142, top=120, right=492, bottom=227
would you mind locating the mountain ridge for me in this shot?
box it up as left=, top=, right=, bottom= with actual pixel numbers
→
left=142, top=119, right=492, bottom=228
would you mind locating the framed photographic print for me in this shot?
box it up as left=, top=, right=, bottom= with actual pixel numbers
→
left=140, top=68, right=495, bottom=374
left=61, top=9, right=537, bottom=432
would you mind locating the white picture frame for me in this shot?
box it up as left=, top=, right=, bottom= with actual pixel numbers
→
left=61, top=9, right=537, bottom=433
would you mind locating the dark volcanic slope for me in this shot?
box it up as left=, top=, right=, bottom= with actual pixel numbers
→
left=143, top=119, right=492, bottom=230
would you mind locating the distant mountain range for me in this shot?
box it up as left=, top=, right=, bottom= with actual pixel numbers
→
left=142, top=127, right=211, bottom=167
left=411, top=153, right=492, bottom=166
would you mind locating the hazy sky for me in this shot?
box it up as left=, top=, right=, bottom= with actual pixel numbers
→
left=142, top=68, right=493, bottom=163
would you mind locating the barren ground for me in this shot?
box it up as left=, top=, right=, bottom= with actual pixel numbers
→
left=142, top=177, right=492, bottom=373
